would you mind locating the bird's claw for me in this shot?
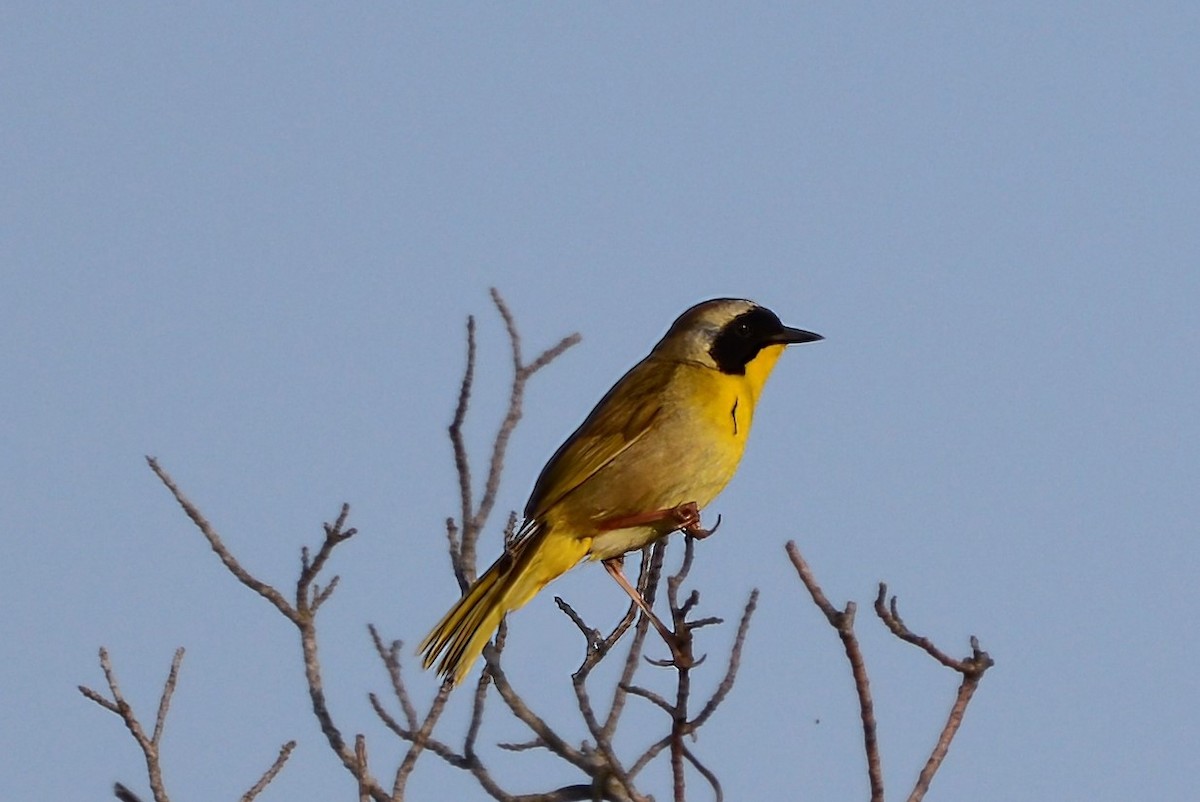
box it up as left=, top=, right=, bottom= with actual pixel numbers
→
left=671, top=502, right=720, bottom=539
left=646, top=636, right=706, bottom=671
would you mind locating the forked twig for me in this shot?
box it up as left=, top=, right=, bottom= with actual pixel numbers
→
left=81, top=647, right=296, bottom=802
left=447, top=288, right=580, bottom=586
left=145, top=459, right=390, bottom=802
left=874, top=585, right=994, bottom=802
left=583, top=537, right=759, bottom=802
left=787, top=540, right=993, bottom=802
left=366, top=290, right=596, bottom=800
left=79, top=647, right=182, bottom=802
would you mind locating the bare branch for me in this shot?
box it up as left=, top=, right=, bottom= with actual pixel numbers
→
left=595, top=537, right=757, bottom=802
left=299, top=619, right=391, bottom=802
left=113, top=784, right=143, bottom=802
left=449, top=314, right=478, bottom=582
left=569, top=668, right=640, bottom=802
left=448, top=292, right=578, bottom=584
left=483, top=644, right=590, bottom=773
left=240, top=740, right=296, bottom=802
left=683, top=746, right=723, bottom=802
left=310, top=575, right=340, bottom=613
left=297, top=506, right=355, bottom=613
left=392, top=682, right=453, bottom=797
left=147, top=457, right=298, bottom=624
left=786, top=541, right=884, bottom=802
left=464, top=659, right=493, bottom=759
left=368, top=693, right=468, bottom=768
left=872, top=586, right=994, bottom=802
left=368, top=625, right=418, bottom=731
left=496, top=738, right=545, bottom=753
left=907, top=669, right=983, bottom=802
left=78, top=684, right=120, bottom=715
left=874, top=584, right=993, bottom=676
left=555, top=596, right=602, bottom=651
left=445, top=516, right=468, bottom=594
left=688, top=589, right=757, bottom=731
left=618, top=683, right=673, bottom=715
left=79, top=647, right=180, bottom=802
left=472, top=289, right=580, bottom=544
left=151, top=648, right=184, bottom=747
left=355, top=735, right=369, bottom=802
left=627, top=735, right=671, bottom=780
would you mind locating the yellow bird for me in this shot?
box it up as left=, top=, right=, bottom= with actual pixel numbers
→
left=419, top=298, right=822, bottom=685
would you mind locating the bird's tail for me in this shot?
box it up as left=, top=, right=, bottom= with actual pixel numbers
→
left=418, top=524, right=586, bottom=685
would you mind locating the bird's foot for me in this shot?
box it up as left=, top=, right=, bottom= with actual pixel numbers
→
left=646, top=627, right=706, bottom=672
left=670, top=501, right=721, bottom=540
left=597, top=501, right=721, bottom=539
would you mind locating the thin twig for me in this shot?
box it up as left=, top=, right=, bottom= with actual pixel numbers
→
left=683, top=746, right=723, bottom=802
left=786, top=541, right=884, bottom=802
left=875, top=584, right=992, bottom=675
left=151, top=649, right=184, bottom=747
left=449, top=315, right=478, bottom=583
left=311, top=506, right=355, bottom=577
left=483, top=644, right=590, bottom=772
left=474, top=288, right=524, bottom=540
left=392, top=682, right=453, bottom=797
left=367, top=695, right=467, bottom=767
left=147, top=457, right=299, bottom=624
left=448, top=291, right=579, bottom=586
left=627, top=735, right=671, bottom=780
left=464, top=658, right=494, bottom=759
left=688, top=590, right=757, bottom=731
left=292, top=616, right=391, bottom=802
left=907, top=671, right=982, bottom=802
left=472, top=289, right=580, bottom=543
left=670, top=654, right=690, bottom=802
left=368, top=625, right=418, bottom=731
left=445, top=517, right=469, bottom=593
left=874, top=585, right=994, bottom=802
left=148, top=453, right=400, bottom=799
left=79, top=647, right=182, bottom=802
left=619, top=683, right=673, bottom=715
left=611, top=538, right=756, bottom=802
left=240, top=740, right=297, bottom=802
left=355, top=735, right=369, bottom=802
left=113, top=784, right=143, bottom=802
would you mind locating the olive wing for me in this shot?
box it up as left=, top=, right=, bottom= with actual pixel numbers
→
left=524, top=358, right=670, bottom=521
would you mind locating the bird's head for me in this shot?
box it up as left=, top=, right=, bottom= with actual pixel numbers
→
left=651, top=298, right=823, bottom=375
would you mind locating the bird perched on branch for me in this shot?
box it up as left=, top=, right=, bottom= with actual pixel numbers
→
left=420, top=298, right=822, bottom=685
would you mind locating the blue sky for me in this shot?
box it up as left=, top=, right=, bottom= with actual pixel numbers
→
left=3, top=4, right=1197, bottom=800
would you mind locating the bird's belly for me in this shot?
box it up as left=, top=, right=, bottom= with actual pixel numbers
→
left=587, top=524, right=662, bottom=561
left=560, top=397, right=748, bottom=561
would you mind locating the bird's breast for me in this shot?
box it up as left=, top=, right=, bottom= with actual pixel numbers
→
left=551, top=365, right=757, bottom=538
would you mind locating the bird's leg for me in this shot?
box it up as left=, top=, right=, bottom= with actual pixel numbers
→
left=602, top=556, right=692, bottom=667
left=596, top=501, right=722, bottom=539
left=602, top=556, right=676, bottom=644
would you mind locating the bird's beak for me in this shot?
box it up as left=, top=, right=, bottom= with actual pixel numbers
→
left=771, top=326, right=823, bottom=345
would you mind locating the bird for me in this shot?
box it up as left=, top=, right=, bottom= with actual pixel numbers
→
left=419, top=298, right=822, bottom=685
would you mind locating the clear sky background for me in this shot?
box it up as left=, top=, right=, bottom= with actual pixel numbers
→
left=4, top=4, right=1197, bottom=801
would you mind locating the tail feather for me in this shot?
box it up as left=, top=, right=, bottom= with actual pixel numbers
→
left=418, top=525, right=588, bottom=685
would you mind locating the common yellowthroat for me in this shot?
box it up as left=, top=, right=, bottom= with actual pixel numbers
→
left=420, top=298, right=821, bottom=685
